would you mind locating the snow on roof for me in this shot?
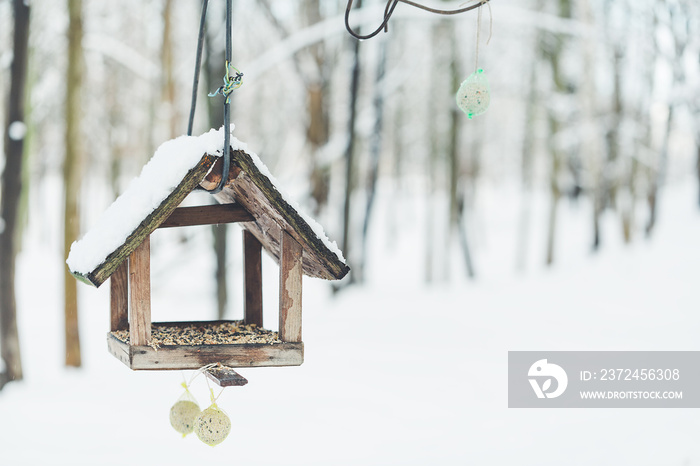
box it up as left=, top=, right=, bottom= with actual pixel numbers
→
left=67, top=127, right=227, bottom=274
left=67, top=124, right=345, bottom=277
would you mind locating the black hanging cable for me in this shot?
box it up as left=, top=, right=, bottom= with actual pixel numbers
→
left=187, top=0, right=209, bottom=137
left=345, top=0, right=490, bottom=41
left=214, top=0, right=234, bottom=195
left=210, top=0, right=234, bottom=194
left=186, top=0, right=236, bottom=195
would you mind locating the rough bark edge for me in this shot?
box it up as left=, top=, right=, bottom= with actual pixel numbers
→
left=70, top=153, right=217, bottom=287
left=229, top=150, right=350, bottom=280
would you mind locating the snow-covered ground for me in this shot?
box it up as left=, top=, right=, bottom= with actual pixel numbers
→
left=1, top=176, right=699, bottom=465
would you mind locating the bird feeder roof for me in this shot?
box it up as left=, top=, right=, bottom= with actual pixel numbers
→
left=67, top=126, right=349, bottom=288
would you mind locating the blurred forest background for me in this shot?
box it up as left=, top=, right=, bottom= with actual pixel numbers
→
left=1, top=0, right=699, bottom=385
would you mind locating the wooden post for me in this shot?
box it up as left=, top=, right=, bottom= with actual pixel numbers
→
left=129, top=235, right=151, bottom=346
left=110, top=261, right=128, bottom=331
left=243, top=230, right=263, bottom=327
left=279, top=230, right=302, bottom=342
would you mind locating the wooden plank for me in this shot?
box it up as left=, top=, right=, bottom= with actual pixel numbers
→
left=110, top=261, right=129, bottom=331
left=279, top=230, right=302, bottom=343
left=107, top=320, right=304, bottom=369
left=124, top=342, right=304, bottom=370
left=214, top=150, right=349, bottom=280
left=243, top=230, right=263, bottom=327
left=107, top=333, right=132, bottom=367
left=159, top=204, right=254, bottom=228
left=70, top=153, right=217, bottom=288
left=205, top=366, right=249, bottom=387
left=128, top=235, right=151, bottom=346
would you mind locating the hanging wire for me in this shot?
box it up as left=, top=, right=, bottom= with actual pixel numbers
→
left=187, top=0, right=210, bottom=137
left=345, top=0, right=491, bottom=40
left=210, top=0, right=234, bottom=194
left=186, top=0, right=237, bottom=195
left=474, top=0, right=493, bottom=72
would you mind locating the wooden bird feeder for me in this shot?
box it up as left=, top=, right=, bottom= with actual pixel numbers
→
left=68, top=141, right=349, bottom=383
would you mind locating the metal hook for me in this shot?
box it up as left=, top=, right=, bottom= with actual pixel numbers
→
left=345, top=0, right=491, bottom=41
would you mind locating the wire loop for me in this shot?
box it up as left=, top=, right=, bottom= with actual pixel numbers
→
left=345, top=0, right=491, bottom=40
left=208, top=62, right=244, bottom=103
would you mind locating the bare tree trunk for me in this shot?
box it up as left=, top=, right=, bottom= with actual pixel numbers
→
left=162, top=0, right=178, bottom=139
left=340, top=5, right=362, bottom=286
left=358, top=38, right=387, bottom=282
left=625, top=4, right=654, bottom=241
left=697, top=142, right=700, bottom=208
left=584, top=0, right=606, bottom=250
left=307, top=84, right=330, bottom=213
left=592, top=182, right=601, bottom=249
left=64, top=0, right=83, bottom=367
left=621, top=157, right=639, bottom=243
left=0, top=0, right=30, bottom=389
left=447, top=44, right=460, bottom=278
left=545, top=129, right=561, bottom=266
left=260, top=0, right=331, bottom=214
left=515, top=52, right=538, bottom=272
left=425, top=24, right=441, bottom=284
left=543, top=0, right=571, bottom=266
left=646, top=105, right=673, bottom=236
left=303, top=0, right=331, bottom=215
left=390, top=104, right=403, bottom=247
left=609, top=47, right=631, bottom=243
left=425, top=145, right=436, bottom=283
left=605, top=48, right=623, bottom=213
left=647, top=2, right=688, bottom=236
left=449, top=28, right=475, bottom=279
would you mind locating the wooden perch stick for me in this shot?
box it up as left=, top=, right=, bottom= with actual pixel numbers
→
left=244, top=230, right=263, bottom=327
left=279, top=230, right=302, bottom=342
left=129, top=235, right=151, bottom=346
left=110, top=261, right=128, bottom=331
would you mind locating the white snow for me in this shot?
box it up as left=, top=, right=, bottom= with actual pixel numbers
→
left=3, top=178, right=700, bottom=465
left=66, top=126, right=228, bottom=274
left=67, top=125, right=345, bottom=275
left=8, top=121, right=27, bottom=141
